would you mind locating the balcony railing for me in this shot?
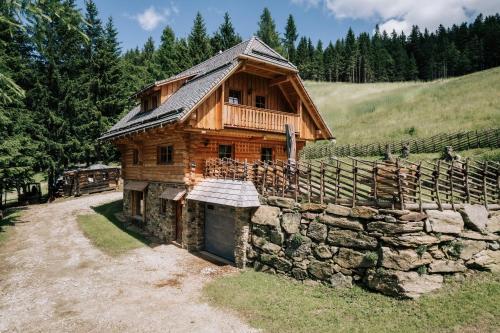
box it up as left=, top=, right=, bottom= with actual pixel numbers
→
left=223, top=103, right=299, bottom=134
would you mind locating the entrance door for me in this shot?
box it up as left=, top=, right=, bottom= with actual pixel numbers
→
left=204, top=204, right=235, bottom=261
left=131, top=191, right=144, bottom=221
left=175, top=202, right=183, bottom=243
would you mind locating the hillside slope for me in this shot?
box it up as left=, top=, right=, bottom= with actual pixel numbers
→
left=305, top=67, right=500, bottom=145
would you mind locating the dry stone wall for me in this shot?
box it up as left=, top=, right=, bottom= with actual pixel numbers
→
left=247, top=196, right=500, bottom=299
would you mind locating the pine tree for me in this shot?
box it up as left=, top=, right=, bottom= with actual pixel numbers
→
left=176, top=38, right=192, bottom=71
left=256, top=8, right=282, bottom=53
left=344, top=27, right=358, bottom=82
left=188, top=12, right=212, bottom=65
left=312, top=40, right=324, bottom=81
left=295, top=36, right=310, bottom=79
left=211, top=12, right=242, bottom=53
left=283, top=14, right=298, bottom=62
left=156, top=26, right=180, bottom=78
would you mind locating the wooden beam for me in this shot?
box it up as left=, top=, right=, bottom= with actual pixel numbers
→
left=269, top=75, right=291, bottom=87
left=278, top=84, right=296, bottom=113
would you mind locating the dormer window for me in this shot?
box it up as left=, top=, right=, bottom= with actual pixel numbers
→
left=141, top=93, right=160, bottom=112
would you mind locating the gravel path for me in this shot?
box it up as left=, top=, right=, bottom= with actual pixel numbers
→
left=0, top=192, right=256, bottom=333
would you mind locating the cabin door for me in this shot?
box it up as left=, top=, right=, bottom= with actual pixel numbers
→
left=131, top=191, right=144, bottom=221
left=175, top=201, right=183, bottom=243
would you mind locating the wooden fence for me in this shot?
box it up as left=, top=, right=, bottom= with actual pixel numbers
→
left=204, top=157, right=500, bottom=211
left=301, top=128, right=500, bottom=159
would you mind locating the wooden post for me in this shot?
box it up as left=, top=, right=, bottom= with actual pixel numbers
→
left=320, top=161, right=325, bottom=204
left=435, top=160, right=442, bottom=211
left=372, top=162, right=378, bottom=205
left=417, top=162, right=423, bottom=212
left=396, top=159, right=405, bottom=210
left=449, top=162, right=455, bottom=211
left=307, top=162, right=312, bottom=203
left=465, top=159, right=471, bottom=203
left=483, top=161, right=489, bottom=210
left=261, top=163, right=267, bottom=195
left=294, top=161, right=299, bottom=202
left=352, top=158, right=357, bottom=207
left=335, top=159, right=340, bottom=204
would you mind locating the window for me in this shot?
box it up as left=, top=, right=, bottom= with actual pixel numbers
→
left=87, top=174, right=95, bottom=183
left=142, top=99, right=149, bottom=112
left=228, top=90, right=241, bottom=104
left=157, top=145, right=174, bottom=164
left=218, top=144, right=233, bottom=159
left=152, top=94, right=158, bottom=109
left=132, top=149, right=139, bottom=165
left=261, top=147, right=273, bottom=162
left=160, top=198, right=167, bottom=215
left=255, top=95, right=266, bottom=108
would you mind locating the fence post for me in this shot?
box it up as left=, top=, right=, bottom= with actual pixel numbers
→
left=352, top=158, right=357, bottom=207
left=465, top=159, right=471, bottom=203
left=417, top=162, right=423, bottom=212
left=320, top=161, right=325, bottom=204
left=307, top=162, right=312, bottom=203
left=396, top=158, right=405, bottom=210
left=372, top=162, right=378, bottom=205
left=449, top=162, right=455, bottom=211
left=483, top=161, right=489, bottom=210
left=435, top=160, right=442, bottom=211
left=335, top=159, right=340, bottom=204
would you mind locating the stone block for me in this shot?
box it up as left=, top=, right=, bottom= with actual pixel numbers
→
left=399, top=212, right=427, bottom=222
left=320, top=215, right=364, bottom=231
left=308, top=260, right=333, bottom=280
left=426, top=210, right=464, bottom=234
left=307, top=221, right=328, bottom=242
left=381, top=247, right=433, bottom=271
left=267, top=196, right=295, bottom=209
left=466, top=250, right=500, bottom=272
left=459, top=240, right=487, bottom=260
left=330, top=273, right=353, bottom=288
left=251, top=205, right=280, bottom=227
left=325, top=204, right=351, bottom=217
left=460, top=204, right=488, bottom=232
left=327, top=229, right=377, bottom=250
left=380, top=232, right=454, bottom=248
left=428, top=259, right=466, bottom=273
left=350, top=206, right=378, bottom=219
left=300, top=202, right=326, bottom=212
left=365, top=269, right=443, bottom=299
left=335, top=248, right=376, bottom=269
left=367, top=221, right=424, bottom=234
left=281, top=213, right=301, bottom=234
left=314, top=244, right=333, bottom=259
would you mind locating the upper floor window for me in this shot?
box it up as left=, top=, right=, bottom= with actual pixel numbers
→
left=228, top=90, right=241, bottom=105
left=152, top=95, right=158, bottom=109
left=157, top=145, right=174, bottom=164
left=218, top=144, right=233, bottom=159
left=261, top=147, right=273, bottom=162
left=132, top=149, right=139, bottom=165
left=255, top=95, right=266, bottom=108
left=141, top=93, right=160, bottom=112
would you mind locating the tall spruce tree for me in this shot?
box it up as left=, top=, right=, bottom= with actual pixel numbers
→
left=256, top=8, right=282, bottom=53
left=283, top=14, right=298, bottom=62
left=156, top=26, right=180, bottom=78
left=188, top=12, right=212, bottom=65
left=211, top=12, right=242, bottom=53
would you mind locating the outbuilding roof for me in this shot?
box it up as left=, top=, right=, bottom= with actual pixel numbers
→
left=186, top=179, right=261, bottom=208
left=100, top=36, right=297, bottom=141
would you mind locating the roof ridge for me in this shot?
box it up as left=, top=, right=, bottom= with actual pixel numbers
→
left=249, top=36, right=287, bottom=60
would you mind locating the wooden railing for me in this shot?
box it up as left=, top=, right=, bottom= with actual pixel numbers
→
left=204, top=157, right=500, bottom=211
left=223, top=103, right=299, bottom=134
left=301, top=128, right=500, bottom=159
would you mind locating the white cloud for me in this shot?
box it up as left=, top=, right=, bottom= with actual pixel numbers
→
left=130, top=3, right=179, bottom=31
left=290, top=0, right=321, bottom=9
left=293, top=0, right=500, bottom=34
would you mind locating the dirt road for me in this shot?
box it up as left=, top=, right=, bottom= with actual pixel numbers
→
left=0, top=192, right=256, bottom=333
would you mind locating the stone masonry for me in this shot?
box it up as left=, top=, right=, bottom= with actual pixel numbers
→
left=245, top=197, right=500, bottom=299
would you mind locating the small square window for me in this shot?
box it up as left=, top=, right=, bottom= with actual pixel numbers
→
left=256, top=96, right=266, bottom=108
left=228, top=90, right=241, bottom=104
left=158, top=145, right=174, bottom=164
left=132, top=149, right=139, bottom=165
left=218, top=144, right=233, bottom=159
left=261, top=147, right=273, bottom=162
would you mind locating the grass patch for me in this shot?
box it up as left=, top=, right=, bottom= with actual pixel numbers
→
left=77, top=199, right=149, bottom=256
left=305, top=67, right=500, bottom=145
left=204, top=271, right=500, bottom=333
left=0, top=208, right=24, bottom=246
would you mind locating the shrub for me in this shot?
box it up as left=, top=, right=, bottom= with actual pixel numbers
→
left=417, top=265, right=428, bottom=275
left=364, top=251, right=379, bottom=265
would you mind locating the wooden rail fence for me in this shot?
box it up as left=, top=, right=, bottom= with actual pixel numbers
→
left=301, top=128, right=500, bottom=159
left=204, top=157, right=500, bottom=211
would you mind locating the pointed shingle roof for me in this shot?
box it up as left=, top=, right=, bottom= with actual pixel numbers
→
left=100, top=37, right=297, bottom=141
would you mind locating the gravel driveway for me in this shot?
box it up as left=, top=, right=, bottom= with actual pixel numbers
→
left=0, top=192, right=256, bottom=333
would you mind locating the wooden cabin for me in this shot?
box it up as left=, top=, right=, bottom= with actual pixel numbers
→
left=101, top=37, right=333, bottom=263
left=61, top=164, right=120, bottom=197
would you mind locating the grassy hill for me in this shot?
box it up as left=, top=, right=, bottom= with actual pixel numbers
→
left=305, top=67, right=500, bottom=146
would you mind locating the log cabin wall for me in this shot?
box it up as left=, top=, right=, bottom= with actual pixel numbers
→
left=118, top=128, right=190, bottom=184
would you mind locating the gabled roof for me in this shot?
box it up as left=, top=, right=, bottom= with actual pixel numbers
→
left=187, top=179, right=261, bottom=208
left=100, top=37, right=319, bottom=141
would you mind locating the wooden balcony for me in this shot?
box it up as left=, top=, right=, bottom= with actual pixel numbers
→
left=223, top=103, right=299, bottom=134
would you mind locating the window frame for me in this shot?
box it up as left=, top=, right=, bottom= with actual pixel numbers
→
left=228, top=89, right=242, bottom=105
left=261, top=147, right=273, bottom=162
left=218, top=144, right=234, bottom=159
left=255, top=95, right=266, bottom=108
left=157, top=145, right=174, bottom=165
left=132, top=149, right=139, bottom=165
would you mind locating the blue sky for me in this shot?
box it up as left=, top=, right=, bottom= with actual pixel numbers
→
left=77, top=0, right=500, bottom=52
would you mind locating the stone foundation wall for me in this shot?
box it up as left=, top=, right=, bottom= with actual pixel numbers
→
left=246, top=196, right=500, bottom=298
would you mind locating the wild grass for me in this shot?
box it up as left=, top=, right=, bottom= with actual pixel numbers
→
left=204, top=270, right=500, bottom=333
left=305, top=67, right=500, bottom=145
left=0, top=208, right=24, bottom=246
left=77, top=199, right=149, bottom=256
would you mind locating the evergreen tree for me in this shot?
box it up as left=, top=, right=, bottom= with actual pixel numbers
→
left=283, top=14, right=298, bottom=62
left=312, top=40, right=324, bottom=81
left=176, top=38, right=192, bottom=71
left=256, top=7, right=282, bottom=53
left=211, top=12, right=242, bottom=53
left=156, top=26, right=179, bottom=78
left=344, top=27, right=358, bottom=82
left=295, top=36, right=311, bottom=79
left=188, top=12, right=212, bottom=65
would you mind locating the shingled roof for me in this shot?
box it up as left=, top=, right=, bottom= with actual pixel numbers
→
left=100, top=36, right=297, bottom=141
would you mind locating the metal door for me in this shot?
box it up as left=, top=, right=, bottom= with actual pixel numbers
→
left=204, top=204, right=235, bottom=261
